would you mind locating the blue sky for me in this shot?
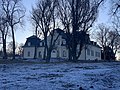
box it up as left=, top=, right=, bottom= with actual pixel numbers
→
left=15, top=0, right=110, bottom=44
left=15, top=0, right=36, bottom=44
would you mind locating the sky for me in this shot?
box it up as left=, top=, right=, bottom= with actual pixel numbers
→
left=15, top=0, right=36, bottom=44
left=14, top=0, right=110, bottom=44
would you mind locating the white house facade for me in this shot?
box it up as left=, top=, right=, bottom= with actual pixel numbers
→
left=23, top=28, right=101, bottom=60
left=116, top=50, right=120, bottom=61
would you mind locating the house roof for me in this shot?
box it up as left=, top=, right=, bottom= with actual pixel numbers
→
left=23, top=35, right=41, bottom=47
left=39, top=28, right=66, bottom=47
left=54, top=28, right=64, bottom=35
left=23, top=29, right=101, bottom=48
left=23, top=28, right=65, bottom=47
left=39, top=28, right=65, bottom=40
left=90, top=41, right=101, bottom=48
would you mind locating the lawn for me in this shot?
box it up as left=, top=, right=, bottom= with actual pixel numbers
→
left=0, top=61, right=120, bottom=90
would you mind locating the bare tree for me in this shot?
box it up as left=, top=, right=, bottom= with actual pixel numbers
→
left=1, top=0, right=25, bottom=59
left=0, top=3, right=9, bottom=59
left=17, top=43, right=23, bottom=57
left=31, top=0, right=59, bottom=62
left=0, top=9, right=10, bottom=59
left=110, top=0, right=120, bottom=58
left=95, top=24, right=110, bottom=60
left=57, top=0, right=72, bottom=61
left=95, top=23, right=120, bottom=60
left=111, top=0, right=120, bottom=15
left=111, top=0, right=120, bottom=29
left=58, top=0, right=104, bottom=61
left=108, top=29, right=120, bottom=55
left=7, top=41, right=18, bottom=57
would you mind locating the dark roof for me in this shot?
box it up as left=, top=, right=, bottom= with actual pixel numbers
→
left=39, top=28, right=66, bottom=47
left=23, top=29, right=101, bottom=48
left=53, top=28, right=67, bottom=39
left=90, top=41, right=101, bottom=48
left=54, top=28, right=64, bottom=34
left=23, top=35, right=41, bottom=47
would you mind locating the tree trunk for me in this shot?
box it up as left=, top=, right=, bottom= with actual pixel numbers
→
left=71, top=33, right=77, bottom=62
left=68, top=47, right=72, bottom=61
left=43, top=47, right=46, bottom=59
left=103, top=47, right=106, bottom=61
left=72, top=45, right=77, bottom=62
left=72, top=28, right=77, bottom=62
left=34, top=25, right=38, bottom=59
left=2, top=35, right=7, bottom=59
left=43, top=34, right=48, bottom=60
left=34, top=46, right=37, bottom=59
left=11, top=26, right=15, bottom=59
left=46, top=49, right=51, bottom=63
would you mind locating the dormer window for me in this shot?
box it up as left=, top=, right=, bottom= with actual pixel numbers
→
left=63, top=50, right=66, bottom=57
left=52, top=50, right=56, bottom=53
left=28, top=42, right=31, bottom=46
left=28, top=51, right=30, bottom=57
left=40, top=42, right=42, bottom=46
left=42, top=42, right=44, bottom=46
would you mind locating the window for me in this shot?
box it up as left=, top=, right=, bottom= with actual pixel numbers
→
left=57, top=50, right=59, bottom=57
left=95, top=52, right=100, bottom=57
left=87, top=49, right=90, bottom=55
left=40, top=42, right=42, bottom=46
left=28, top=51, right=30, bottom=57
left=28, top=42, right=31, bottom=46
left=91, top=50, right=94, bottom=56
left=95, top=52, right=97, bottom=57
left=38, top=51, right=42, bottom=58
left=97, top=52, right=100, bottom=57
left=52, top=50, right=56, bottom=53
left=63, top=50, right=66, bottom=57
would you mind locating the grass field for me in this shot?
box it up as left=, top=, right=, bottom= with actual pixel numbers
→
left=0, top=60, right=120, bottom=90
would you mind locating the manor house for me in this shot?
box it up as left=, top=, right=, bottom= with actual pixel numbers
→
left=23, top=28, right=101, bottom=60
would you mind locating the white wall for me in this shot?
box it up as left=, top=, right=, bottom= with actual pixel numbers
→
left=23, top=47, right=35, bottom=59
left=78, top=47, right=86, bottom=60
left=50, top=46, right=68, bottom=59
left=23, top=30, right=101, bottom=60
left=78, top=45, right=101, bottom=60
left=46, top=33, right=69, bottom=59
left=37, top=47, right=44, bottom=59
left=60, top=46, right=68, bottom=59
left=86, top=45, right=101, bottom=60
left=23, top=44, right=101, bottom=60
left=116, top=50, right=120, bottom=61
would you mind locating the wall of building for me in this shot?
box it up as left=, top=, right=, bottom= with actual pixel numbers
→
left=116, top=50, right=120, bottom=61
left=23, top=47, right=35, bottom=59
left=23, top=30, right=101, bottom=60
left=37, top=47, right=44, bottom=59
left=23, top=45, right=101, bottom=60
left=78, top=47, right=86, bottom=60
left=86, top=45, right=101, bottom=60
left=46, top=34, right=69, bottom=59
left=78, top=45, right=101, bottom=60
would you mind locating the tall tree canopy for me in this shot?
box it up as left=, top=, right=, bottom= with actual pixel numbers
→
left=1, top=0, right=25, bottom=59
left=58, top=0, right=104, bottom=61
left=31, top=0, right=59, bottom=62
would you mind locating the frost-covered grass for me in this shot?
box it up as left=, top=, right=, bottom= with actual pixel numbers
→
left=0, top=62, right=120, bottom=90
